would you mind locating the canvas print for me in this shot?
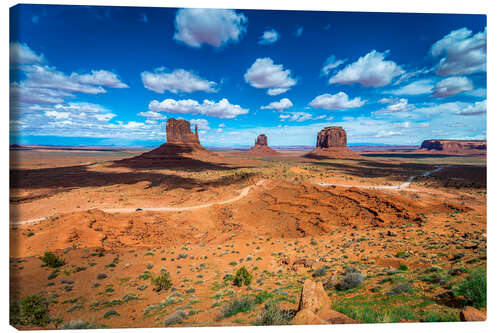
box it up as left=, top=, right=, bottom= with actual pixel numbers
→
left=9, top=4, right=487, bottom=330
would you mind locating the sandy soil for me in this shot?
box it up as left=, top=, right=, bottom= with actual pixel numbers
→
left=9, top=147, right=486, bottom=329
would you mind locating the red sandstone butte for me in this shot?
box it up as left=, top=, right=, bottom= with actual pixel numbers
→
left=306, top=126, right=358, bottom=159
left=248, top=134, right=279, bottom=155
left=166, top=118, right=200, bottom=144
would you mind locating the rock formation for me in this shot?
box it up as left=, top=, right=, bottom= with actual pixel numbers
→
left=420, top=139, right=486, bottom=154
left=305, top=126, right=358, bottom=159
left=460, top=306, right=486, bottom=321
left=248, top=134, right=279, bottom=155
left=166, top=118, right=200, bottom=144
left=115, top=118, right=219, bottom=169
left=291, top=279, right=358, bottom=325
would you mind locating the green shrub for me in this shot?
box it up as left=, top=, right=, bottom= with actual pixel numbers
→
left=312, top=266, right=327, bottom=277
left=40, top=252, right=65, bottom=268
left=151, top=270, right=172, bottom=292
left=399, top=264, right=409, bottom=271
left=220, top=296, right=255, bottom=318
left=61, top=320, right=106, bottom=329
left=455, top=266, right=486, bottom=308
left=233, top=267, right=252, bottom=287
left=10, top=295, right=52, bottom=327
left=336, top=266, right=364, bottom=290
left=255, top=302, right=294, bottom=325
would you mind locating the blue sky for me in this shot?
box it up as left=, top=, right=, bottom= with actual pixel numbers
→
left=10, top=5, right=486, bottom=147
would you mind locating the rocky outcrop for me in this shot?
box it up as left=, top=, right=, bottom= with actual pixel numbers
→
left=316, top=126, right=347, bottom=148
left=291, top=279, right=358, bottom=325
left=166, top=118, right=200, bottom=144
left=305, top=126, right=358, bottom=159
left=460, top=306, right=486, bottom=321
left=248, top=134, right=279, bottom=155
left=420, top=139, right=486, bottom=153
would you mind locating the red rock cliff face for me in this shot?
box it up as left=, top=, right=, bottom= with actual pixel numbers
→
left=420, top=140, right=486, bottom=152
left=255, top=134, right=268, bottom=146
left=166, top=118, right=200, bottom=144
left=316, top=127, right=347, bottom=148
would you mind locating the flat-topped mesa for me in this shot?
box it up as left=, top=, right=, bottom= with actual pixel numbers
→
left=249, top=134, right=279, bottom=155
left=306, top=126, right=358, bottom=159
left=316, top=126, right=347, bottom=148
left=420, top=139, right=486, bottom=153
left=166, top=118, right=200, bottom=144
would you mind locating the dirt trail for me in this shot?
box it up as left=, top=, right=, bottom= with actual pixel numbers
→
left=10, top=179, right=266, bottom=225
left=315, top=166, right=444, bottom=190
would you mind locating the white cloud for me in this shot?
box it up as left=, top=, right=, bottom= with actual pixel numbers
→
left=44, top=110, right=70, bottom=119
left=173, top=8, right=247, bottom=48
left=75, top=70, right=129, bottom=88
left=465, top=88, right=486, bottom=98
left=279, top=112, right=327, bottom=122
left=190, top=118, right=210, bottom=130
left=141, top=68, right=216, bottom=94
left=148, top=98, right=249, bottom=119
left=456, top=100, right=486, bottom=115
left=321, top=54, right=346, bottom=76
left=328, top=50, right=404, bottom=87
left=260, top=98, right=293, bottom=112
left=10, top=82, right=73, bottom=104
left=94, top=113, right=117, bottom=121
left=244, top=57, right=297, bottom=95
left=386, top=79, right=434, bottom=95
left=376, top=98, right=415, bottom=113
left=309, top=92, right=366, bottom=110
left=432, top=76, right=473, bottom=98
left=21, top=65, right=128, bottom=94
left=10, top=42, right=45, bottom=65
left=137, top=111, right=167, bottom=120
left=259, top=29, right=279, bottom=45
left=431, top=27, right=486, bottom=76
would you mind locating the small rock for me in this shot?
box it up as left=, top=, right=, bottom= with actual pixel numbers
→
left=460, top=306, right=486, bottom=321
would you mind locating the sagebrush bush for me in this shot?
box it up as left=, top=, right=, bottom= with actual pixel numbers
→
left=255, top=302, right=294, bottom=325
left=455, top=266, right=486, bottom=308
left=151, top=270, right=172, bottom=292
left=233, top=266, right=252, bottom=287
left=336, top=266, right=364, bottom=290
left=221, top=296, right=255, bottom=318
left=40, top=252, right=65, bottom=268
left=164, top=310, right=187, bottom=326
left=10, top=295, right=52, bottom=327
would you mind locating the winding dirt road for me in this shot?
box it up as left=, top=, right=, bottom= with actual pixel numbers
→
left=314, top=166, right=444, bottom=190
left=10, top=180, right=266, bottom=226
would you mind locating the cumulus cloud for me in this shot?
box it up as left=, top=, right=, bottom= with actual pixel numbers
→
left=260, top=98, right=293, bottom=111
left=244, top=58, right=297, bottom=95
left=376, top=97, right=415, bottom=113
left=386, top=79, right=434, bottom=95
left=190, top=118, right=210, bottom=130
left=321, top=54, right=346, bottom=76
left=259, top=29, right=279, bottom=45
left=20, top=65, right=128, bottom=94
left=279, top=112, right=327, bottom=122
left=456, top=100, right=486, bottom=115
left=328, top=50, right=404, bottom=87
left=10, top=42, right=45, bottom=64
left=148, top=98, right=248, bottom=119
left=137, top=111, right=167, bottom=120
left=432, top=76, right=473, bottom=98
left=309, top=92, right=366, bottom=110
left=173, top=8, right=247, bottom=48
left=141, top=68, right=216, bottom=94
left=431, top=27, right=486, bottom=76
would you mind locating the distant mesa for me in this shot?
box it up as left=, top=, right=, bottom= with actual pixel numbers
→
left=305, top=126, right=359, bottom=159
left=115, top=118, right=219, bottom=169
left=419, top=139, right=486, bottom=154
left=248, top=134, right=279, bottom=155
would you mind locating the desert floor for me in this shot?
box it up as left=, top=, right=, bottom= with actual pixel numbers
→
left=9, top=147, right=486, bottom=329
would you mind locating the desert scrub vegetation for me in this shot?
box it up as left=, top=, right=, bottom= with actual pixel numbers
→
left=233, top=266, right=252, bottom=287
left=40, top=252, right=65, bottom=268
left=219, top=291, right=275, bottom=319
left=10, top=295, right=53, bottom=327
left=332, top=294, right=459, bottom=323
left=254, top=302, right=295, bottom=325
left=151, top=270, right=172, bottom=292
left=61, top=320, right=106, bottom=329
left=336, top=266, right=364, bottom=291
left=454, top=266, right=486, bottom=308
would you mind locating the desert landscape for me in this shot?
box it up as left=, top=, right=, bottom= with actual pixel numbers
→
left=9, top=119, right=486, bottom=329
